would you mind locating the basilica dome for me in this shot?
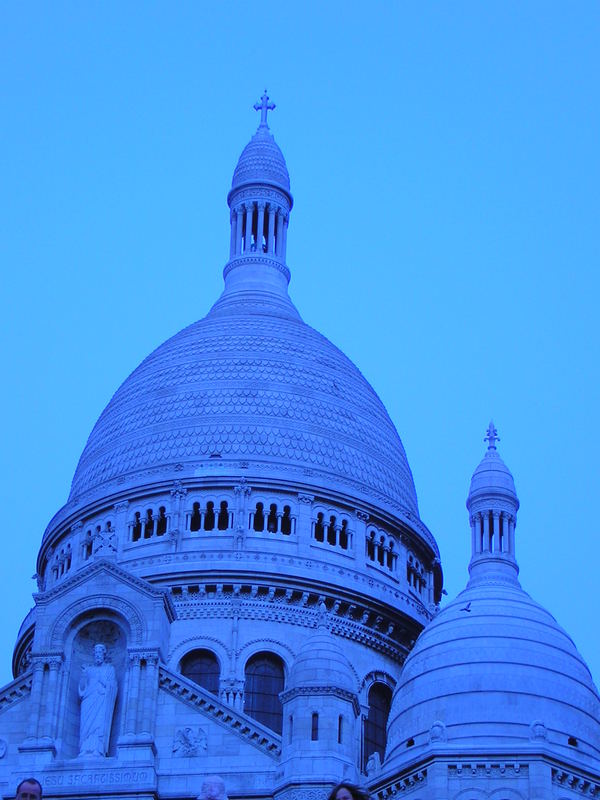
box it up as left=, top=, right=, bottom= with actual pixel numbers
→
left=68, top=301, right=419, bottom=518
left=65, top=96, right=423, bottom=532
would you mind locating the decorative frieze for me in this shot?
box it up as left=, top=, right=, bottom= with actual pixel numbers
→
left=552, top=768, right=600, bottom=796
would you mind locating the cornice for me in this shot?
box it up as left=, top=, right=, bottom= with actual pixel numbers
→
left=168, top=583, right=417, bottom=662
left=0, top=672, right=32, bottom=712
left=280, top=686, right=360, bottom=715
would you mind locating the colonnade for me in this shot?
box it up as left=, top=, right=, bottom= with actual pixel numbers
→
left=229, top=201, right=289, bottom=259
left=471, top=510, right=514, bottom=555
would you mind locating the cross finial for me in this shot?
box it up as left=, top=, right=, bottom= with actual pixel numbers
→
left=484, top=420, right=500, bottom=450
left=254, top=90, right=275, bottom=127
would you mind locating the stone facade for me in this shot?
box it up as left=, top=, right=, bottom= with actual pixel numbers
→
left=0, top=99, right=598, bottom=800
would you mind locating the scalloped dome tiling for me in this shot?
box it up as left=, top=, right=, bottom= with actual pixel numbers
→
left=231, top=124, right=290, bottom=195
left=69, top=305, right=420, bottom=518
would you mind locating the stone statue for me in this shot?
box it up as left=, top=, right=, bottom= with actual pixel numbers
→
left=198, top=775, right=228, bottom=800
left=78, top=643, right=117, bottom=756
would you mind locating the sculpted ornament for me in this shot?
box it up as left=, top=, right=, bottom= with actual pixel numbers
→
left=172, top=726, right=208, bottom=757
left=78, top=643, right=118, bottom=757
left=530, top=719, right=548, bottom=741
left=429, top=719, right=447, bottom=743
left=365, top=750, right=381, bottom=776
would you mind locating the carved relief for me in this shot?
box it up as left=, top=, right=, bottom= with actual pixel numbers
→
left=172, top=726, right=207, bottom=757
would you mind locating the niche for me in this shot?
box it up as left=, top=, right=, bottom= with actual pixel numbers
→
left=64, top=618, right=127, bottom=759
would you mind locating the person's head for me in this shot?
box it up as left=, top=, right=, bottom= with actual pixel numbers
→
left=16, top=778, right=42, bottom=800
left=198, top=775, right=226, bottom=800
left=93, top=643, right=107, bottom=664
left=327, top=783, right=370, bottom=800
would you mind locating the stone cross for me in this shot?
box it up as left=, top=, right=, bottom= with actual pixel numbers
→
left=254, top=90, right=275, bottom=126
left=484, top=420, right=500, bottom=449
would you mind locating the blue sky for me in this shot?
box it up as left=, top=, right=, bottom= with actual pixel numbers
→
left=1, top=3, right=599, bottom=687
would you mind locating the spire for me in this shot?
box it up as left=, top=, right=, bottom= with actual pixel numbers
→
left=466, top=424, right=520, bottom=586
left=211, top=96, right=299, bottom=319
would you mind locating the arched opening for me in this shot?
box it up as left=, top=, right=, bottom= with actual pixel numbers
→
left=180, top=649, right=219, bottom=695
left=253, top=502, right=265, bottom=531
left=364, top=682, right=392, bottom=768
left=281, top=505, right=292, bottom=535
left=244, top=652, right=284, bottom=733
left=190, top=502, right=201, bottom=532
left=217, top=501, right=229, bottom=531
left=204, top=501, right=215, bottom=531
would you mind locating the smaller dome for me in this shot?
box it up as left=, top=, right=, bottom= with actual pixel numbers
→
left=467, top=421, right=519, bottom=513
left=231, top=124, right=291, bottom=195
left=289, top=612, right=355, bottom=693
left=385, top=581, right=600, bottom=769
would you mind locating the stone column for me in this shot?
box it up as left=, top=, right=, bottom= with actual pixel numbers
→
left=229, top=207, right=237, bottom=258
left=113, top=501, right=129, bottom=558
left=296, top=494, right=314, bottom=557
left=26, top=658, right=45, bottom=740
left=233, top=481, right=251, bottom=550
left=507, top=514, right=515, bottom=555
left=471, top=515, right=478, bottom=554
left=256, top=202, right=266, bottom=252
left=275, top=209, right=283, bottom=257
left=281, top=212, right=288, bottom=258
left=42, top=657, right=62, bottom=740
left=267, top=204, right=276, bottom=253
left=70, top=520, right=84, bottom=570
left=140, top=654, right=159, bottom=736
left=124, top=653, right=141, bottom=736
left=244, top=203, right=254, bottom=252
left=353, top=510, right=369, bottom=569
left=483, top=512, right=490, bottom=552
left=235, top=206, right=244, bottom=255
left=170, top=482, right=187, bottom=551
left=492, top=511, right=501, bottom=552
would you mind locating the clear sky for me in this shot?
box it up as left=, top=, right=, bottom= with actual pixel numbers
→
left=1, top=3, right=598, bottom=688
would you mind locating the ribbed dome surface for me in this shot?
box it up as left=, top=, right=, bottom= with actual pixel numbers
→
left=289, top=624, right=355, bottom=692
left=231, top=124, right=290, bottom=194
left=386, top=579, right=600, bottom=767
left=69, top=301, right=420, bottom=518
left=468, top=447, right=518, bottom=506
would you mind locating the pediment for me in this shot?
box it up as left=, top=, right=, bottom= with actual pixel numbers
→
left=34, top=559, right=176, bottom=621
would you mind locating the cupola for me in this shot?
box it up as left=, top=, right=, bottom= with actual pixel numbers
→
left=218, top=91, right=296, bottom=314
left=466, top=421, right=520, bottom=586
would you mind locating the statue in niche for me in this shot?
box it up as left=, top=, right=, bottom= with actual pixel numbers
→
left=198, top=775, right=228, bottom=800
left=78, top=643, right=117, bottom=756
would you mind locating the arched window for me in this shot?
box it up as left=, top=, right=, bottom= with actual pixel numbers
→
left=190, top=501, right=201, bottom=532
left=204, top=501, right=215, bottom=531
left=180, top=649, right=219, bottom=695
left=244, top=652, right=284, bottom=733
left=253, top=502, right=265, bottom=531
left=364, top=683, right=392, bottom=768
left=217, top=500, right=229, bottom=530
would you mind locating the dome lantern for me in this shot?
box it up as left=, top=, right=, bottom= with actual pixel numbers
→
left=466, top=421, right=520, bottom=586
left=220, top=91, right=295, bottom=311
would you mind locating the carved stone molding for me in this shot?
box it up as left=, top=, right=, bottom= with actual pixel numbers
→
left=49, top=594, right=145, bottom=649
